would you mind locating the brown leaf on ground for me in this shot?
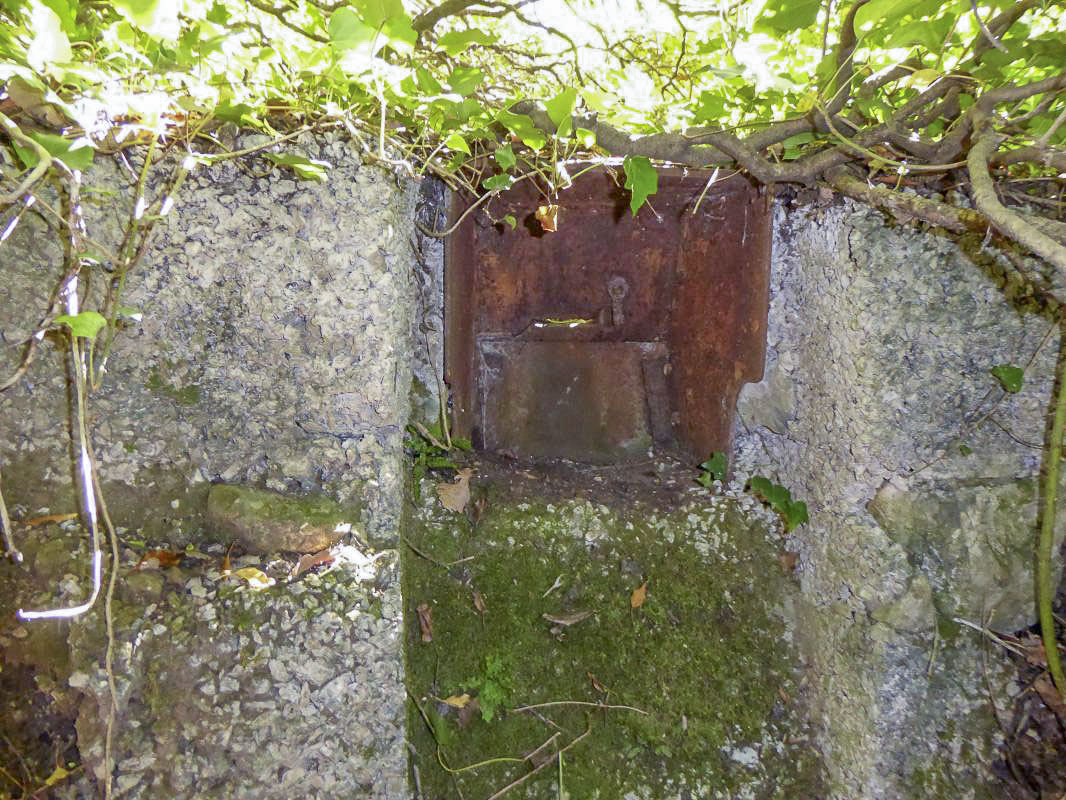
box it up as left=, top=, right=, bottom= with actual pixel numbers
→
left=779, top=551, right=799, bottom=573
left=1033, top=674, right=1066, bottom=719
left=543, top=610, right=593, bottom=626
left=134, top=549, right=184, bottom=570
left=21, top=513, right=79, bottom=527
left=221, top=542, right=235, bottom=575
left=293, top=549, right=335, bottom=577
left=437, top=468, right=473, bottom=513
left=588, top=672, right=609, bottom=694
left=1021, top=634, right=1049, bottom=667
left=631, top=581, right=648, bottom=609
left=416, top=602, right=434, bottom=642
left=473, top=589, right=487, bottom=616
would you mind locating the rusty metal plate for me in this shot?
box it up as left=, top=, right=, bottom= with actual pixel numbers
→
left=478, top=338, right=665, bottom=463
left=446, top=168, right=772, bottom=463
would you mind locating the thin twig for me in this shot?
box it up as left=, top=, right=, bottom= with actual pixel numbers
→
left=511, top=700, right=648, bottom=715
left=402, top=537, right=475, bottom=569
left=969, top=0, right=1008, bottom=53
left=485, top=717, right=592, bottom=800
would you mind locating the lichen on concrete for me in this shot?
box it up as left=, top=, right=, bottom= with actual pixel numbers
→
left=403, top=468, right=824, bottom=799
left=734, top=196, right=1063, bottom=798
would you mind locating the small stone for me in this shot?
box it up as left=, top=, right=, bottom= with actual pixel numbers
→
left=115, top=773, right=141, bottom=793
left=69, top=671, right=90, bottom=689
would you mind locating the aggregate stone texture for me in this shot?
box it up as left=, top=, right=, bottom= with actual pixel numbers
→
left=0, top=134, right=415, bottom=798
left=0, top=525, right=406, bottom=799
left=0, top=132, right=418, bottom=544
left=734, top=197, right=1064, bottom=799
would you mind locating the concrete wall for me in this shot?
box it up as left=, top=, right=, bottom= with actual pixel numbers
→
left=1, top=148, right=1059, bottom=799
left=736, top=195, right=1063, bottom=798
left=0, top=136, right=420, bottom=799
left=1, top=132, right=419, bottom=543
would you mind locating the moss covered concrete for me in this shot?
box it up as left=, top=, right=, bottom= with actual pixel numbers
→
left=403, top=469, right=824, bottom=799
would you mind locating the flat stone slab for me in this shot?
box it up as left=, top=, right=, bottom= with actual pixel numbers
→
left=206, top=484, right=360, bottom=554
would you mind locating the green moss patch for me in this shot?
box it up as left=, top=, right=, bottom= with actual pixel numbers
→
left=403, top=472, right=824, bottom=798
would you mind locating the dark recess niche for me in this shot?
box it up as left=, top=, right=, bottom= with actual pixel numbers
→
left=445, top=168, right=772, bottom=464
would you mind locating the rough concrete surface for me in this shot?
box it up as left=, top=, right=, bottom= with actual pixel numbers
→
left=735, top=196, right=1064, bottom=799
left=0, top=132, right=418, bottom=543
left=0, top=138, right=416, bottom=798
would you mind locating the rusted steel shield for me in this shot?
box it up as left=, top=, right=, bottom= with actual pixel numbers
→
left=445, top=167, right=771, bottom=463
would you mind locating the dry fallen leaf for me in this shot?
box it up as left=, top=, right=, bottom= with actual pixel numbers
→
left=437, top=468, right=473, bottom=513
left=535, top=204, right=559, bottom=232
left=1021, top=634, right=1048, bottom=667
left=779, top=551, right=799, bottom=573
left=22, top=512, right=79, bottom=528
left=472, top=589, right=487, bottom=616
left=134, top=549, right=184, bottom=570
left=234, top=566, right=275, bottom=589
left=221, top=542, right=234, bottom=576
left=1033, top=674, right=1066, bottom=718
left=293, top=549, right=335, bottom=577
left=442, top=693, right=472, bottom=709
left=417, top=602, right=434, bottom=642
left=543, top=610, right=594, bottom=627
left=588, top=672, right=609, bottom=694
left=630, top=581, right=648, bottom=609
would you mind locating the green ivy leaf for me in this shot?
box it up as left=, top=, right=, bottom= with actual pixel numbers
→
left=990, top=364, right=1024, bottom=393
left=444, top=132, right=470, bottom=154
left=39, top=0, right=78, bottom=34
left=447, top=67, right=485, bottom=96
left=692, top=90, right=727, bottom=124
left=855, top=0, right=924, bottom=32
left=14, top=131, right=94, bottom=172
left=699, top=452, right=727, bottom=483
left=329, top=8, right=377, bottom=70
left=262, top=153, right=330, bottom=182
left=437, top=29, right=495, bottom=55
left=502, top=214, right=517, bottom=230
left=482, top=173, right=513, bottom=191
left=496, top=110, right=546, bottom=150
left=574, top=127, right=596, bottom=148
left=622, top=155, right=658, bottom=215
left=494, top=143, right=516, bottom=170
left=213, top=99, right=256, bottom=126
left=755, top=0, right=822, bottom=33
left=352, top=0, right=416, bottom=48
left=783, top=500, right=809, bottom=532
left=54, top=311, right=107, bottom=340
left=545, top=87, right=577, bottom=137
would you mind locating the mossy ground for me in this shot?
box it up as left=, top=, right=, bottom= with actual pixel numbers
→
left=403, top=465, right=824, bottom=799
